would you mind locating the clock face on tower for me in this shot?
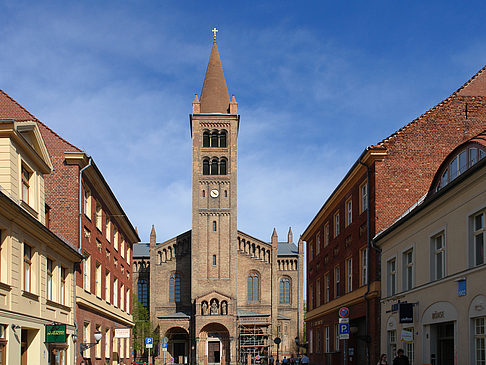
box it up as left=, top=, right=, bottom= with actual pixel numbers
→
left=210, top=189, right=219, bottom=198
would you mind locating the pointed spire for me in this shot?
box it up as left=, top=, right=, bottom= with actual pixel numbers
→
left=199, top=40, right=231, bottom=113
left=150, top=225, right=156, bottom=248
left=288, top=227, right=293, bottom=243
left=298, top=236, right=304, bottom=254
left=193, top=94, right=201, bottom=114
left=229, top=94, right=238, bottom=114
left=272, top=228, right=278, bottom=247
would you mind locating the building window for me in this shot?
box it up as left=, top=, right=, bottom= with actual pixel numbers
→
left=335, top=265, right=341, bottom=297
left=403, top=327, right=414, bottom=363
left=47, top=258, right=53, bottom=300
left=96, top=202, right=102, bottom=230
left=83, top=255, right=90, bottom=292
left=316, top=327, right=321, bottom=353
left=95, top=324, right=101, bottom=358
left=212, top=221, right=217, bottom=232
left=210, top=131, right=218, bottom=147
left=316, top=233, right=321, bottom=255
left=309, top=284, right=314, bottom=310
left=169, top=272, right=181, bottom=302
left=346, top=258, right=352, bottom=293
left=211, top=159, right=218, bottom=175
left=324, top=223, right=329, bottom=247
left=387, top=330, right=397, bottom=362
left=309, top=329, right=313, bottom=354
left=120, top=284, right=125, bottom=311
left=431, top=232, right=446, bottom=280
left=360, top=180, right=368, bottom=213
left=248, top=272, right=259, bottom=301
left=387, top=258, right=397, bottom=296
left=137, top=279, right=148, bottom=308
left=475, top=317, right=486, bottom=365
left=212, top=255, right=217, bottom=266
left=60, top=266, right=66, bottom=305
left=203, top=159, right=210, bottom=175
left=335, top=324, right=340, bottom=351
left=203, top=131, right=210, bottom=147
left=126, top=288, right=130, bottom=314
left=308, top=241, right=314, bottom=263
left=280, top=277, right=290, bottom=304
left=24, top=244, right=32, bottom=292
left=220, top=159, right=227, bottom=175
left=325, top=326, right=330, bottom=353
left=105, top=328, right=110, bottom=359
left=346, top=198, right=352, bottom=226
left=472, top=210, right=485, bottom=266
left=95, top=262, right=101, bottom=297
left=403, top=249, right=414, bottom=291
left=219, top=130, right=227, bottom=147
left=360, top=248, right=368, bottom=286
left=316, top=278, right=321, bottom=306
left=127, top=246, right=131, bottom=264
left=83, top=322, right=90, bottom=357
left=121, top=239, right=125, bottom=259
left=21, top=164, right=31, bottom=204
left=113, top=278, right=118, bottom=307
left=325, top=273, right=330, bottom=303
left=105, top=271, right=111, bottom=303
left=0, top=324, right=6, bottom=365
left=105, top=217, right=111, bottom=242
left=334, top=212, right=340, bottom=237
left=84, top=186, right=91, bottom=217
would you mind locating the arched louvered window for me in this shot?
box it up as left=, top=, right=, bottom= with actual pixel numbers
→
left=137, top=279, right=148, bottom=308
left=210, top=131, right=219, bottom=147
left=280, top=278, right=291, bottom=304
left=248, top=272, right=259, bottom=301
left=219, top=130, right=227, bottom=148
left=203, top=131, right=210, bottom=147
left=220, top=159, right=227, bottom=175
left=203, top=159, right=210, bottom=175
left=211, top=159, right=218, bottom=175
left=169, top=272, right=181, bottom=302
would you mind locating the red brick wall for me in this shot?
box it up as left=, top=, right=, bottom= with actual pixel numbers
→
left=375, top=95, right=486, bottom=233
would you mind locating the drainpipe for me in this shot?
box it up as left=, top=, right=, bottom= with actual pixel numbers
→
left=74, top=156, right=92, bottom=365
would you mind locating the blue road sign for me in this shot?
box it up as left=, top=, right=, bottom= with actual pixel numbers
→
left=146, top=337, right=153, bottom=348
left=339, top=323, right=349, bottom=335
left=162, top=343, right=168, bottom=349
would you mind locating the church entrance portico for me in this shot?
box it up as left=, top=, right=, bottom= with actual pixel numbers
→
left=199, top=323, right=232, bottom=365
left=165, top=327, right=190, bottom=364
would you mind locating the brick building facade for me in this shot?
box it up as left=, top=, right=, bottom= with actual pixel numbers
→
left=303, top=66, right=486, bottom=365
left=133, top=38, right=304, bottom=365
left=37, top=118, right=140, bottom=364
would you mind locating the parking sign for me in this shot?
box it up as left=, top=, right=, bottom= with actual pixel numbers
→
left=146, top=337, right=153, bottom=348
left=338, top=323, right=350, bottom=340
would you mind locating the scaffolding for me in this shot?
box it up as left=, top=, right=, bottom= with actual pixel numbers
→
left=237, top=324, right=269, bottom=364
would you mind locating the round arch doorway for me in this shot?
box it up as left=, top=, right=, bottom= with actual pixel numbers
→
left=165, top=327, right=190, bottom=364
left=199, top=323, right=230, bottom=365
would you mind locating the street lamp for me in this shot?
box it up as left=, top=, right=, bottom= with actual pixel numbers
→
left=294, top=337, right=300, bottom=360
left=80, top=330, right=103, bottom=353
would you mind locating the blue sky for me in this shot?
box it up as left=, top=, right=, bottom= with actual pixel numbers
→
left=1, top=1, right=485, bottom=243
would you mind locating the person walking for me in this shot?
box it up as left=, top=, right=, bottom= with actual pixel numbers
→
left=301, top=354, right=309, bottom=364
left=392, top=349, right=409, bottom=365
left=377, top=353, right=388, bottom=365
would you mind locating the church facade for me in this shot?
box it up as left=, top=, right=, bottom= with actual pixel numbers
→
left=133, top=38, right=304, bottom=364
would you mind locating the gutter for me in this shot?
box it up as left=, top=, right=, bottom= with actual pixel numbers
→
left=74, top=156, right=92, bottom=365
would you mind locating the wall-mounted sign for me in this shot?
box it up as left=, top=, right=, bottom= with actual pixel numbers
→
left=45, top=324, right=67, bottom=343
left=458, top=279, right=466, bottom=297
left=115, top=328, right=130, bottom=338
left=399, top=303, right=413, bottom=323
left=339, top=307, right=349, bottom=318
left=401, top=329, right=413, bottom=343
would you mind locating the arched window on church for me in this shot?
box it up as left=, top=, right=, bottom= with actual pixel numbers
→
left=203, top=131, right=210, bottom=147
left=203, top=159, right=210, bottom=175
left=220, top=159, right=227, bottom=175
left=248, top=272, right=259, bottom=301
left=219, top=130, right=227, bottom=148
left=137, top=279, right=148, bottom=308
left=280, top=277, right=291, bottom=304
left=211, top=159, right=219, bottom=175
left=169, top=272, right=181, bottom=302
left=210, top=131, right=219, bottom=147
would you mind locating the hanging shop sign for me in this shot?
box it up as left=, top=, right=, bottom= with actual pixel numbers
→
left=45, top=324, right=67, bottom=343
left=399, top=303, right=414, bottom=324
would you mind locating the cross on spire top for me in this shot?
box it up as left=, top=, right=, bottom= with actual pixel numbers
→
left=212, top=27, right=218, bottom=40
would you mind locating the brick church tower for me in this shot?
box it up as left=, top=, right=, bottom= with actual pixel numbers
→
left=190, top=36, right=240, bottom=363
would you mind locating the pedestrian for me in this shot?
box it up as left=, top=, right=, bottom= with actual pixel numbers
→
left=269, top=355, right=274, bottom=365
left=301, top=354, right=309, bottom=364
left=377, top=353, right=388, bottom=365
left=282, top=356, right=289, bottom=364
left=392, top=349, right=409, bottom=365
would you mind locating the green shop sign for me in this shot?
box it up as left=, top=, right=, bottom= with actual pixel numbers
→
left=45, top=324, right=67, bottom=343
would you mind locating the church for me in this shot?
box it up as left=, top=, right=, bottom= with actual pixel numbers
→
left=133, top=33, right=304, bottom=365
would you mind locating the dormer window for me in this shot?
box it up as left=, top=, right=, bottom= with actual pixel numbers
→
left=435, top=145, right=486, bottom=191
left=21, top=164, right=31, bottom=204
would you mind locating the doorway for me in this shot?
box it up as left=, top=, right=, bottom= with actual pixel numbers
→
left=437, top=323, right=454, bottom=365
left=208, top=340, right=221, bottom=364
left=21, top=330, right=28, bottom=365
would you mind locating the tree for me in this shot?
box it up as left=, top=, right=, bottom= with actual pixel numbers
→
left=132, top=294, right=160, bottom=359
